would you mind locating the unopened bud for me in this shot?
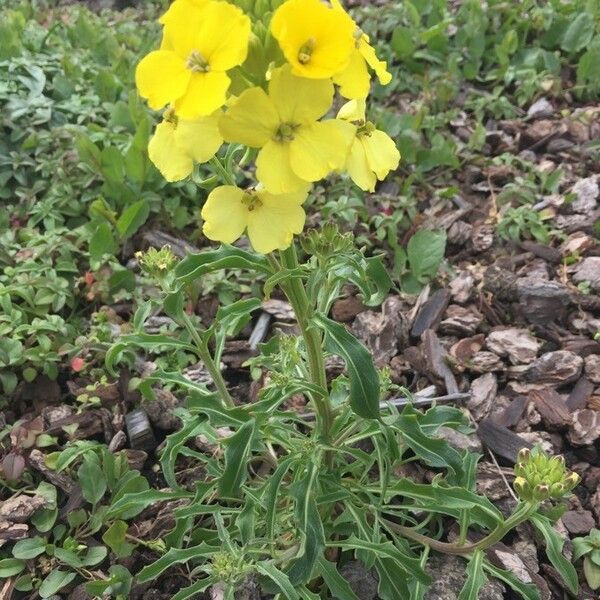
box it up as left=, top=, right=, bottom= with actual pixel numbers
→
left=517, top=448, right=531, bottom=463
left=533, top=484, right=550, bottom=501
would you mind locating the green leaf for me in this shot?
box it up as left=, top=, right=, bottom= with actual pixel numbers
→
left=530, top=514, right=578, bottom=594
left=116, top=199, right=150, bottom=239
left=583, top=556, right=600, bottom=591
left=561, top=13, right=595, bottom=53
left=265, top=456, right=295, bottom=539
left=257, top=562, right=300, bottom=600
left=103, top=521, right=135, bottom=558
left=107, top=489, right=190, bottom=519
left=218, top=419, right=256, bottom=497
left=395, top=405, right=464, bottom=476
left=376, top=557, right=410, bottom=600
left=78, top=457, right=107, bottom=505
left=12, top=537, right=46, bottom=559
left=105, top=334, right=199, bottom=375
left=483, top=561, right=540, bottom=600
left=138, top=544, right=216, bottom=583
left=458, top=551, right=487, bottom=600
left=171, top=576, right=217, bottom=600
left=333, top=536, right=430, bottom=585
left=287, top=464, right=325, bottom=585
left=175, top=245, right=272, bottom=285
left=38, top=570, right=77, bottom=598
left=161, top=416, right=209, bottom=489
left=0, top=558, right=25, bottom=577
left=89, top=222, right=117, bottom=263
left=313, top=313, right=379, bottom=419
left=317, top=556, right=360, bottom=600
left=407, top=229, right=446, bottom=282
left=82, top=546, right=108, bottom=566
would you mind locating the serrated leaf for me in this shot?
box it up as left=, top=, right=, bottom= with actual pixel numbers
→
left=175, top=245, right=272, bottom=285
left=458, top=551, right=487, bottom=600
left=530, top=514, right=578, bottom=594
left=317, top=556, right=360, bottom=600
left=483, top=561, right=540, bottom=600
left=257, top=562, right=300, bottom=600
left=313, top=313, right=379, bottom=419
left=218, top=419, right=256, bottom=497
left=333, top=536, right=430, bottom=586
left=138, top=544, right=216, bottom=583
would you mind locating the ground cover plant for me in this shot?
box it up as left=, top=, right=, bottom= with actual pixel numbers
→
left=1, top=0, right=600, bottom=599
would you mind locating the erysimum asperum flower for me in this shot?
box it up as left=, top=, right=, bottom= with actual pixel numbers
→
left=337, top=100, right=400, bottom=192
left=148, top=109, right=222, bottom=182
left=201, top=185, right=308, bottom=253
left=330, top=0, right=392, bottom=99
left=219, top=65, right=352, bottom=194
left=136, top=0, right=251, bottom=119
left=270, top=0, right=355, bottom=79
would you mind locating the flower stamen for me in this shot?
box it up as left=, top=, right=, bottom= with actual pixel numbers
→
left=187, top=50, right=210, bottom=73
left=241, top=192, right=263, bottom=212
left=297, top=37, right=316, bottom=64
left=274, top=122, right=299, bottom=143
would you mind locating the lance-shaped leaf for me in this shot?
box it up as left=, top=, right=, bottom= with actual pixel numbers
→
left=483, top=561, right=541, bottom=600
left=175, top=245, right=272, bottom=285
left=313, top=313, right=379, bottom=419
left=218, top=419, right=256, bottom=497
left=458, top=551, right=487, bottom=600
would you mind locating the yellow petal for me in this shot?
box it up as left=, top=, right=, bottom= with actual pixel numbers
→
left=175, top=112, right=222, bottom=164
left=333, top=49, right=371, bottom=99
left=201, top=185, right=247, bottom=244
left=219, top=87, right=279, bottom=147
left=256, top=140, right=307, bottom=194
left=359, top=36, right=392, bottom=85
left=362, top=129, right=400, bottom=179
left=136, top=51, right=190, bottom=111
left=246, top=189, right=308, bottom=254
left=345, top=138, right=376, bottom=192
left=148, top=120, right=194, bottom=182
left=159, top=0, right=209, bottom=57
left=289, top=120, right=353, bottom=182
left=270, top=0, right=355, bottom=79
left=337, top=98, right=367, bottom=122
left=174, top=71, right=230, bottom=119
left=269, top=65, right=334, bottom=123
left=191, top=1, right=251, bottom=71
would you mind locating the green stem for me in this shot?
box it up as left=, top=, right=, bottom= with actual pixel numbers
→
left=385, top=501, right=537, bottom=555
left=210, top=156, right=236, bottom=186
left=181, top=312, right=235, bottom=408
left=279, top=245, right=333, bottom=445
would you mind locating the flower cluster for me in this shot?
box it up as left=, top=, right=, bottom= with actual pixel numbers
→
left=513, top=447, right=580, bottom=502
left=136, top=0, right=399, bottom=254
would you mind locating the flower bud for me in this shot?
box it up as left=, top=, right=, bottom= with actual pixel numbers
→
left=533, top=484, right=550, bottom=501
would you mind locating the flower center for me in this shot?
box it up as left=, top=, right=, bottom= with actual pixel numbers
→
left=273, top=122, right=299, bottom=143
left=187, top=50, right=210, bottom=73
left=297, top=37, right=316, bottom=64
left=164, top=106, right=178, bottom=125
left=241, top=192, right=262, bottom=212
left=356, top=121, right=375, bottom=137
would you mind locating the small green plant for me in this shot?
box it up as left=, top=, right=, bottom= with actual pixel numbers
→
left=573, top=529, right=600, bottom=591
left=497, top=205, right=553, bottom=243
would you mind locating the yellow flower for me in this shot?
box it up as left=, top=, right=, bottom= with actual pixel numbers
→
left=148, top=109, right=222, bottom=182
left=330, top=0, right=392, bottom=99
left=219, top=65, right=352, bottom=193
left=337, top=99, right=400, bottom=192
left=270, top=0, right=355, bottom=79
left=201, top=185, right=308, bottom=253
left=136, top=0, right=251, bottom=119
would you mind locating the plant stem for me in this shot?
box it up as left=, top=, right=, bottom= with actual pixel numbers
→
left=181, top=312, right=235, bottom=408
left=279, top=245, right=333, bottom=445
left=384, top=501, right=537, bottom=555
left=210, top=156, right=236, bottom=186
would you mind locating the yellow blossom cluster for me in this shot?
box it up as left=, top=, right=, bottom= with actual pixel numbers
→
left=135, top=0, right=400, bottom=254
